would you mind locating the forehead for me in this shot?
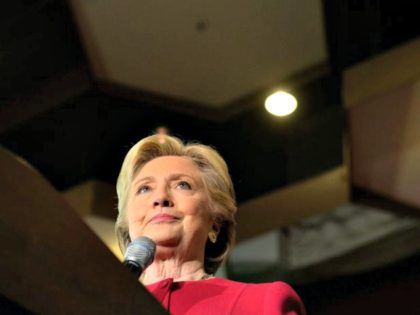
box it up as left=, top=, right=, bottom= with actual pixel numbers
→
left=137, top=155, right=202, bottom=177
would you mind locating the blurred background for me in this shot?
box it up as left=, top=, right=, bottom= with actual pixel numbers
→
left=1, top=1, right=420, bottom=314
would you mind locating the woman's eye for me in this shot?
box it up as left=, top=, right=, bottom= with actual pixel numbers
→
left=137, top=185, right=151, bottom=194
left=176, top=181, right=191, bottom=190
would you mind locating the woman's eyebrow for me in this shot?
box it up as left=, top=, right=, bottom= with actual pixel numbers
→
left=132, top=173, right=201, bottom=187
left=168, top=173, right=192, bottom=179
left=168, top=173, right=202, bottom=185
left=133, top=176, right=154, bottom=187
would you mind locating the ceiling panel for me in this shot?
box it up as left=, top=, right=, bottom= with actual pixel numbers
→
left=69, top=0, right=327, bottom=106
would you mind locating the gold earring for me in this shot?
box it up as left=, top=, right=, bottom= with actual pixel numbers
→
left=208, top=230, right=218, bottom=243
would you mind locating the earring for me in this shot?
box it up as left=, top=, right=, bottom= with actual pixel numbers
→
left=208, top=230, right=218, bottom=243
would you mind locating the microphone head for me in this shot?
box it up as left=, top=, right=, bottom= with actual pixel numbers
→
left=123, top=236, right=156, bottom=275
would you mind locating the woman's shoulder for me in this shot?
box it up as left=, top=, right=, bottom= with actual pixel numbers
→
left=146, top=277, right=305, bottom=315
left=204, top=278, right=306, bottom=315
left=206, top=277, right=295, bottom=291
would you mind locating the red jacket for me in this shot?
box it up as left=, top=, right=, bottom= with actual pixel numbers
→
left=146, top=277, right=306, bottom=315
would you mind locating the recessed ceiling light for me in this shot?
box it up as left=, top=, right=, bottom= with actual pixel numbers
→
left=264, top=91, right=298, bottom=117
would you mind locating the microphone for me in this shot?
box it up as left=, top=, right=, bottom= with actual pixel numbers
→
left=123, top=236, right=156, bottom=277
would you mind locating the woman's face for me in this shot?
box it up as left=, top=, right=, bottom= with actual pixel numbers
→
left=126, top=155, right=212, bottom=260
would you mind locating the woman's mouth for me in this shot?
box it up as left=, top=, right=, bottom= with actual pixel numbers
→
left=149, top=213, right=179, bottom=223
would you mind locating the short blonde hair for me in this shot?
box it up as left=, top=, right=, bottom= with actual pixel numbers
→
left=115, top=134, right=237, bottom=274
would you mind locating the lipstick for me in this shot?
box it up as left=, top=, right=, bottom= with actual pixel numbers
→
left=149, top=213, right=179, bottom=223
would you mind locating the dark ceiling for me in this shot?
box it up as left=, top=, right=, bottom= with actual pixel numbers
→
left=1, top=0, right=419, bottom=205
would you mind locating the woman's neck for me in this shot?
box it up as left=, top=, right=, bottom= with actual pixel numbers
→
left=141, top=258, right=207, bottom=285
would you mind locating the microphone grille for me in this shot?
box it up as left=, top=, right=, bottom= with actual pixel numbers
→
left=124, top=236, right=156, bottom=271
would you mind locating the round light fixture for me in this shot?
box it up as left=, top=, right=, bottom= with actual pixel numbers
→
left=264, top=91, right=298, bottom=117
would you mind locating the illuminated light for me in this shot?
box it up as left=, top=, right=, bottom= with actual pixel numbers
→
left=264, top=91, right=298, bottom=117
left=155, top=126, right=169, bottom=143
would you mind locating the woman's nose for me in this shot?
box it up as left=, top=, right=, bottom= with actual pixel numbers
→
left=153, top=198, right=174, bottom=207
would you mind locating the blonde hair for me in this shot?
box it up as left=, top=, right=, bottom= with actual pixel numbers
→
left=115, top=134, right=237, bottom=274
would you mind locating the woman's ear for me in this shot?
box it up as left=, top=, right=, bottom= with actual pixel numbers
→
left=208, top=220, right=220, bottom=244
left=208, top=216, right=220, bottom=233
left=212, top=222, right=221, bottom=234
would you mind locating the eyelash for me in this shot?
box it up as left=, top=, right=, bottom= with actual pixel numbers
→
left=136, top=181, right=192, bottom=194
left=136, top=185, right=151, bottom=194
left=176, top=181, right=192, bottom=190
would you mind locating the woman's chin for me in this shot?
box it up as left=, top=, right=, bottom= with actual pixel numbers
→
left=143, top=229, right=182, bottom=247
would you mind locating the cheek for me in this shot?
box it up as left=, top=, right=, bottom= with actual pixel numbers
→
left=198, top=198, right=213, bottom=222
left=126, top=200, right=147, bottom=227
left=184, top=194, right=210, bottom=213
left=186, top=200, right=212, bottom=225
left=182, top=200, right=209, bottom=221
left=126, top=209, right=145, bottom=240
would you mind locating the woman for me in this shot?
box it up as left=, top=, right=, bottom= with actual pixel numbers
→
left=115, top=134, right=306, bottom=314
